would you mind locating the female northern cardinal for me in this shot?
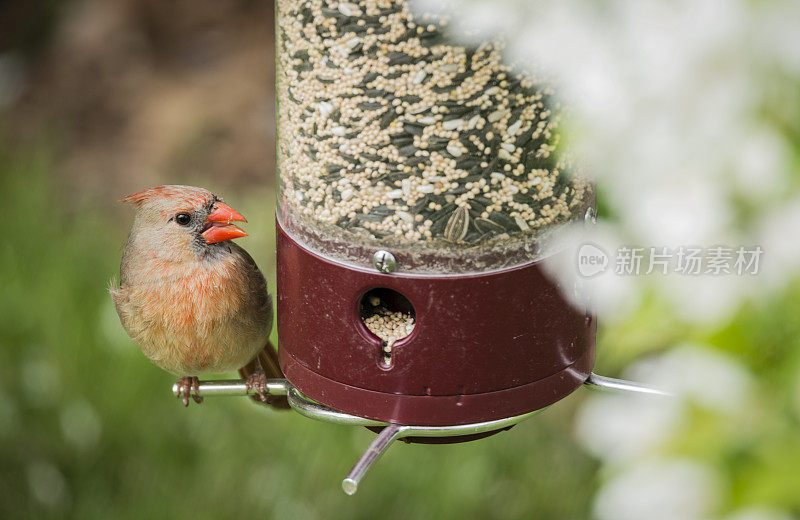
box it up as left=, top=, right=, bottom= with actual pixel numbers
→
left=111, top=185, right=287, bottom=408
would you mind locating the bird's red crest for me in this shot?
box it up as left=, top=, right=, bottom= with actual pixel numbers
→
left=120, top=185, right=212, bottom=208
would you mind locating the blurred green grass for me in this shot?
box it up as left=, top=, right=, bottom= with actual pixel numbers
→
left=0, top=142, right=600, bottom=519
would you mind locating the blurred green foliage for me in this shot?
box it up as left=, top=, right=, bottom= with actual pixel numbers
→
left=0, top=141, right=600, bottom=519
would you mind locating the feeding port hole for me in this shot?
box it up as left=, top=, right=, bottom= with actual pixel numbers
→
left=359, top=288, right=415, bottom=367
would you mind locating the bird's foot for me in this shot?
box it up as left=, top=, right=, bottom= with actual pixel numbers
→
left=245, top=370, right=270, bottom=403
left=175, top=376, right=203, bottom=406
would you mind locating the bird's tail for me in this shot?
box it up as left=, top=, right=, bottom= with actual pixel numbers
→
left=238, top=340, right=290, bottom=409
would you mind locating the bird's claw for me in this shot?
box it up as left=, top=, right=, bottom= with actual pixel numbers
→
left=176, top=376, right=203, bottom=406
left=245, top=371, right=270, bottom=403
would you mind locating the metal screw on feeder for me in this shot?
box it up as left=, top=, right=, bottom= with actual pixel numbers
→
left=372, top=250, right=396, bottom=274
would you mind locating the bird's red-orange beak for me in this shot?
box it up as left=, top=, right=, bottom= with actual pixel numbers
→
left=202, top=202, right=248, bottom=244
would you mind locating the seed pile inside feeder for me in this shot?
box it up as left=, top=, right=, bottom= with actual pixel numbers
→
left=277, top=0, right=590, bottom=251
left=363, top=307, right=415, bottom=345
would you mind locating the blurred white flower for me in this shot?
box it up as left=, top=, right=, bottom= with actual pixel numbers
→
left=593, top=458, right=722, bottom=520
left=541, top=222, right=641, bottom=323
left=730, top=128, right=791, bottom=203
left=658, top=274, right=752, bottom=325
left=756, top=1, right=800, bottom=73
left=575, top=345, right=751, bottom=464
left=626, top=344, right=753, bottom=414
left=623, top=176, right=734, bottom=249
left=574, top=393, right=682, bottom=464
left=756, top=200, right=800, bottom=292
left=442, top=1, right=516, bottom=41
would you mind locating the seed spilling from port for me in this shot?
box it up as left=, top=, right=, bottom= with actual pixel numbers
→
left=360, top=288, right=415, bottom=367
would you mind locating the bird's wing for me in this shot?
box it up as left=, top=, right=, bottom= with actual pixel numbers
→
left=109, top=281, right=136, bottom=334
left=109, top=279, right=126, bottom=319
left=109, top=282, right=151, bottom=345
left=229, top=242, right=272, bottom=317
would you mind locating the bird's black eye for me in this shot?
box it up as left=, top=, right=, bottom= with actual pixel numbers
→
left=175, top=212, right=192, bottom=226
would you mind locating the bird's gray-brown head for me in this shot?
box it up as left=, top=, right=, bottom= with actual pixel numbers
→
left=119, top=185, right=249, bottom=267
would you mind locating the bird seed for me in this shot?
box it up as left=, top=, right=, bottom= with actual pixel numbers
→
left=277, top=0, right=591, bottom=254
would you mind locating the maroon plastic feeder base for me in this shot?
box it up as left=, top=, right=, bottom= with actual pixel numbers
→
left=277, top=220, right=595, bottom=427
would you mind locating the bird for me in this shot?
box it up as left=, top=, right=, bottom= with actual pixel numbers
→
left=110, top=185, right=287, bottom=408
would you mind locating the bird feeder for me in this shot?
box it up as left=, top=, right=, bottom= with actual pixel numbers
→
left=275, top=0, right=597, bottom=424
left=178, top=0, right=671, bottom=494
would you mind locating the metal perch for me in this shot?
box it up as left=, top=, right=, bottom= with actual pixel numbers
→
left=174, top=373, right=672, bottom=494
left=584, top=373, right=674, bottom=397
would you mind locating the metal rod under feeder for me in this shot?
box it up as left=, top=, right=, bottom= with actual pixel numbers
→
left=174, top=373, right=672, bottom=494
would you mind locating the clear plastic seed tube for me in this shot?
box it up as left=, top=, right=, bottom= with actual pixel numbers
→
left=276, top=0, right=591, bottom=274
